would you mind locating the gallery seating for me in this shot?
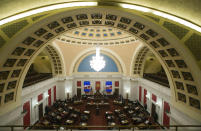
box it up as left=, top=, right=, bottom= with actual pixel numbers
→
left=23, top=73, right=53, bottom=87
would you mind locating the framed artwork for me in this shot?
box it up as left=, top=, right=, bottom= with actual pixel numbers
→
left=115, top=81, right=119, bottom=87
left=77, top=81, right=81, bottom=87
left=96, top=81, right=100, bottom=90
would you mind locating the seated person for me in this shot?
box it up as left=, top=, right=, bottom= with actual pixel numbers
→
left=105, top=111, right=113, bottom=118
left=118, top=113, right=127, bottom=121
left=70, top=113, right=78, bottom=120
left=66, top=119, right=74, bottom=125
left=106, top=115, right=115, bottom=122
left=120, top=119, right=129, bottom=126
left=82, top=95, right=87, bottom=100
left=83, top=110, right=90, bottom=117
left=107, top=122, right=116, bottom=130
left=94, top=90, right=103, bottom=98
left=80, top=114, right=89, bottom=122
left=153, top=113, right=158, bottom=122
left=114, top=109, right=121, bottom=115
left=79, top=122, right=88, bottom=130
left=74, top=108, right=81, bottom=115
left=45, top=106, right=51, bottom=114
left=131, top=116, right=143, bottom=124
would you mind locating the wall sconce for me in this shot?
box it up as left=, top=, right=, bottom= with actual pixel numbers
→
left=67, top=93, right=70, bottom=99
left=125, top=88, right=129, bottom=93
left=156, top=102, right=160, bottom=107
left=34, top=102, right=39, bottom=108
left=146, top=94, right=150, bottom=99
left=45, top=94, right=49, bottom=98
left=126, top=93, right=129, bottom=99
left=65, top=88, right=70, bottom=94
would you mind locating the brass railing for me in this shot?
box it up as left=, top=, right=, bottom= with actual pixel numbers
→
left=0, top=125, right=201, bottom=131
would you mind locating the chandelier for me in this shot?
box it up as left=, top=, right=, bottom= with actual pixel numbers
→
left=90, top=47, right=106, bottom=72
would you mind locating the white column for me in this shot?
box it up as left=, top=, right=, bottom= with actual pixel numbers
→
left=65, top=79, right=73, bottom=98
left=122, top=77, right=131, bottom=99
left=155, top=97, right=163, bottom=124
left=57, top=80, right=66, bottom=100
left=43, top=91, right=49, bottom=115
left=31, top=97, right=38, bottom=124
left=130, top=79, right=139, bottom=101
left=57, top=78, right=73, bottom=100
left=146, top=91, right=151, bottom=113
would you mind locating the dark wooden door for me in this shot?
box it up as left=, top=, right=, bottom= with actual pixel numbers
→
left=38, top=103, right=43, bottom=120
left=54, top=86, right=56, bottom=102
left=23, top=101, right=30, bottom=128
left=77, top=88, right=81, bottom=99
left=151, top=103, right=158, bottom=121
left=48, top=88, right=51, bottom=106
left=151, top=103, right=156, bottom=116
left=114, top=88, right=119, bottom=96
left=163, top=101, right=170, bottom=128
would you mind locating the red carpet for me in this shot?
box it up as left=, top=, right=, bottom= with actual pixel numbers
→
left=77, top=99, right=121, bottom=130
left=32, top=98, right=162, bottom=130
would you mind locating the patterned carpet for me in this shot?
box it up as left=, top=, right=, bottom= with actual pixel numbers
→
left=72, top=99, right=116, bottom=130
left=32, top=97, right=160, bottom=130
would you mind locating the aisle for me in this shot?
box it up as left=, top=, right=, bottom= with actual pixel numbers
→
left=87, top=108, right=106, bottom=129
left=80, top=99, right=116, bottom=130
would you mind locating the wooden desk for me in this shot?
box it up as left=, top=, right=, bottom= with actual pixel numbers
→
left=121, top=119, right=129, bottom=125
left=86, top=102, right=110, bottom=109
left=66, top=119, right=74, bottom=125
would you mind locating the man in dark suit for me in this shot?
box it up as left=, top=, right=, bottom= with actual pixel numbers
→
left=96, top=105, right=100, bottom=115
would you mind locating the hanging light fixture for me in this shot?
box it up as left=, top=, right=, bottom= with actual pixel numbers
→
left=90, top=47, right=106, bottom=72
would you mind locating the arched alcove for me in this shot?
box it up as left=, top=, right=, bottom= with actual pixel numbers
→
left=77, top=53, right=118, bottom=72
left=72, top=48, right=124, bottom=75
left=132, top=46, right=149, bottom=77
left=45, top=45, right=64, bottom=76
left=22, top=50, right=53, bottom=88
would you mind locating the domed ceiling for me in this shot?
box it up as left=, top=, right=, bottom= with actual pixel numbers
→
left=57, top=26, right=138, bottom=46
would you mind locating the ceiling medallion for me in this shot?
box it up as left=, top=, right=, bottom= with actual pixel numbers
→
left=90, top=47, right=106, bottom=72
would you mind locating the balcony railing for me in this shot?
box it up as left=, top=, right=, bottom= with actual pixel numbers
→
left=0, top=125, right=201, bottom=131
left=143, top=73, right=169, bottom=87
left=23, top=73, right=53, bottom=88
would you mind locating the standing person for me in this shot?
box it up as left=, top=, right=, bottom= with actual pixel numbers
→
left=96, top=104, right=100, bottom=115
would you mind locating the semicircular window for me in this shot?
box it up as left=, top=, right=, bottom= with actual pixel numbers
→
left=78, top=54, right=118, bottom=72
